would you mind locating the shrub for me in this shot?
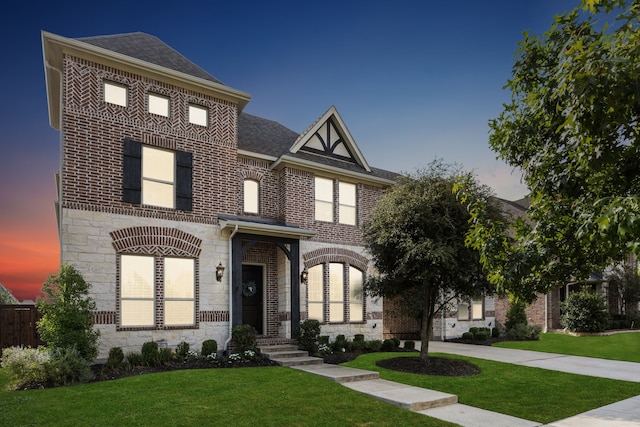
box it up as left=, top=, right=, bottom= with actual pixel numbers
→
left=404, top=340, right=415, bottom=350
left=36, top=264, right=100, bottom=361
left=45, top=346, right=92, bottom=387
left=175, top=341, right=190, bottom=359
left=381, top=339, right=395, bottom=351
left=297, top=319, right=321, bottom=354
left=332, top=335, right=349, bottom=351
left=391, top=337, right=401, bottom=348
left=505, top=323, right=542, bottom=340
left=505, top=300, right=528, bottom=331
left=354, top=334, right=365, bottom=342
left=475, top=331, right=488, bottom=341
left=561, top=289, right=610, bottom=333
left=1, top=346, right=50, bottom=390
left=351, top=339, right=365, bottom=351
left=319, top=335, right=330, bottom=345
left=106, top=347, right=124, bottom=369
left=201, top=339, right=218, bottom=357
left=461, top=331, right=474, bottom=340
left=469, top=327, right=479, bottom=335
left=126, top=352, right=143, bottom=367
left=366, top=340, right=382, bottom=351
left=491, top=327, right=500, bottom=338
left=141, top=341, right=160, bottom=366
left=158, top=347, right=173, bottom=364
left=232, top=324, right=258, bottom=352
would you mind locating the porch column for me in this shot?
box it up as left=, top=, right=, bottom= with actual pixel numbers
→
left=231, top=235, right=243, bottom=329
left=290, top=241, right=300, bottom=339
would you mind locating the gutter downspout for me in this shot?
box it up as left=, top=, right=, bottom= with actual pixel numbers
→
left=223, top=225, right=239, bottom=352
left=440, top=290, right=445, bottom=341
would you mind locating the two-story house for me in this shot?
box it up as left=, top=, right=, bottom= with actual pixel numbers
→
left=42, top=31, right=398, bottom=359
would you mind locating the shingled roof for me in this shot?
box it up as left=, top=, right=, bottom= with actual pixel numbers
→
left=77, top=32, right=224, bottom=85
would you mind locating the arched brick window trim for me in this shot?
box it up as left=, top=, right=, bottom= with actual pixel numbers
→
left=302, top=248, right=368, bottom=271
left=240, top=169, right=264, bottom=182
left=110, top=226, right=202, bottom=257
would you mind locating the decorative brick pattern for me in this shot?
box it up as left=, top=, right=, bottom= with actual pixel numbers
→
left=110, top=226, right=202, bottom=257
left=93, top=311, right=117, bottom=325
left=302, top=247, right=369, bottom=272
left=199, top=311, right=229, bottom=322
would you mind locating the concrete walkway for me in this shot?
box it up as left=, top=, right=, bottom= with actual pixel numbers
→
left=291, top=341, right=640, bottom=427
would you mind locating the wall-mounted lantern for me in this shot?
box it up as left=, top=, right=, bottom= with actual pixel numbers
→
left=300, top=267, right=308, bottom=284
left=216, top=262, right=225, bottom=282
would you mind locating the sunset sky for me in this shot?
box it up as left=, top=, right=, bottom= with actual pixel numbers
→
left=0, top=0, right=579, bottom=301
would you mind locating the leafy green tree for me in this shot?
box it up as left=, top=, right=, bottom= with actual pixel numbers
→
left=36, top=264, right=99, bottom=361
left=458, top=1, right=640, bottom=301
left=605, top=260, right=640, bottom=321
left=0, top=286, right=17, bottom=304
left=561, top=288, right=610, bottom=333
left=364, top=162, right=502, bottom=360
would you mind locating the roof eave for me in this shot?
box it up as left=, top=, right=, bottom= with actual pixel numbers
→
left=219, top=218, right=317, bottom=240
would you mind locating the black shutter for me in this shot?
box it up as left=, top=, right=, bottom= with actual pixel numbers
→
left=176, top=150, right=193, bottom=211
left=122, top=139, right=142, bottom=204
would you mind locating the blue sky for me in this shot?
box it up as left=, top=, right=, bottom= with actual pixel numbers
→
left=0, top=0, right=579, bottom=300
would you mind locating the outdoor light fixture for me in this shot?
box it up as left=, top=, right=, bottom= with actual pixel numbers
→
left=300, top=268, right=308, bottom=284
left=216, top=262, right=225, bottom=282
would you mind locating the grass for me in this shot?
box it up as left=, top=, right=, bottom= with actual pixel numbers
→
left=493, top=331, right=640, bottom=362
left=342, top=352, right=640, bottom=424
left=0, top=366, right=454, bottom=426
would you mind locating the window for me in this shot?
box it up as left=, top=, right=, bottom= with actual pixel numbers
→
left=472, top=297, right=484, bottom=320
left=349, top=267, right=364, bottom=322
left=119, top=255, right=195, bottom=328
left=120, top=255, right=155, bottom=327
left=104, top=81, right=127, bottom=107
left=329, top=263, right=344, bottom=322
left=148, top=93, right=169, bottom=117
left=243, top=179, right=259, bottom=214
left=307, top=265, right=323, bottom=321
left=123, top=139, right=193, bottom=211
left=457, top=302, right=469, bottom=320
left=189, top=104, right=208, bottom=126
left=339, top=182, right=356, bottom=225
left=315, top=177, right=333, bottom=222
left=306, top=263, right=364, bottom=323
left=142, top=146, right=175, bottom=208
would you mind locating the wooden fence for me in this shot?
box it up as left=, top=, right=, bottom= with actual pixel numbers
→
left=0, top=305, right=43, bottom=356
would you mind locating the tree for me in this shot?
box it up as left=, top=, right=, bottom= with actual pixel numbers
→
left=459, top=0, right=640, bottom=301
left=36, top=264, right=100, bottom=361
left=363, top=162, right=501, bottom=360
left=0, top=285, right=17, bottom=304
left=605, top=260, right=640, bottom=321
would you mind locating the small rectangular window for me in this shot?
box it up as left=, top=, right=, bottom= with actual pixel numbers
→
left=315, top=177, right=334, bottom=222
left=148, top=93, right=169, bottom=117
left=243, top=180, right=259, bottom=214
left=472, top=298, right=484, bottom=320
left=349, top=266, right=364, bottom=322
left=339, top=182, right=356, bottom=225
left=458, top=302, right=469, bottom=320
left=189, top=104, right=208, bottom=126
left=104, top=81, right=127, bottom=107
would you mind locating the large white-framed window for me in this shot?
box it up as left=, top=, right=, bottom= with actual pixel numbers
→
left=119, top=255, right=196, bottom=328
left=148, top=93, right=170, bottom=117
left=339, top=182, right=356, bottom=225
left=120, top=255, right=155, bottom=327
left=164, top=257, right=195, bottom=326
left=142, top=146, right=175, bottom=209
left=243, top=179, right=259, bottom=214
left=307, top=265, right=324, bottom=321
left=349, top=266, right=364, bottom=322
left=314, top=177, right=334, bottom=222
left=188, top=104, right=208, bottom=126
left=329, top=263, right=344, bottom=322
left=104, top=81, right=128, bottom=107
left=307, top=262, right=364, bottom=323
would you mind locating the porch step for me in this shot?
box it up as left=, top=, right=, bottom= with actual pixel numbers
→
left=259, top=344, right=324, bottom=366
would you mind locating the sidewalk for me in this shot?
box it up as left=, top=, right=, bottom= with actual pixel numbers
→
left=292, top=341, right=640, bottom=427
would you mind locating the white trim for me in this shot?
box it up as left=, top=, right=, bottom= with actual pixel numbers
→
left=219, top=219, right=316, bottom=239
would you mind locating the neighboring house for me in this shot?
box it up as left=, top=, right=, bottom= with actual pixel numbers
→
left=42, top=31, right=397, bottom=359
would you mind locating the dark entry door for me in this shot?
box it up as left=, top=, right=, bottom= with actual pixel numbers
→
left=241, top=265, right=263, bottom=334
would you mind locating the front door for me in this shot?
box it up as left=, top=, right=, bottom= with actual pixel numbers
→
left=241, top=264, right=263, bottom=334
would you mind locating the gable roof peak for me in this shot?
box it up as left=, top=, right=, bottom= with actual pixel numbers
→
left=290, top=106, right=371, bottom=172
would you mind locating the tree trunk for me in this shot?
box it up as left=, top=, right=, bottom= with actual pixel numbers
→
left=419, top=291, right=435, bottom=361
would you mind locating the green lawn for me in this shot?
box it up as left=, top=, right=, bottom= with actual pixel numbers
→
left=0, top=366, right=453, bottom=426
left=493, top=331, right=640, bottom=362
left=343, top=352, right=640, bottom=424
